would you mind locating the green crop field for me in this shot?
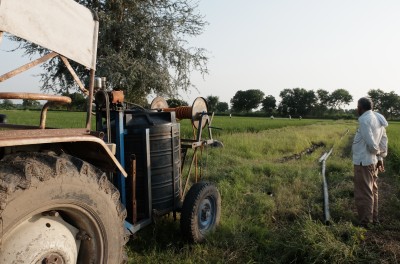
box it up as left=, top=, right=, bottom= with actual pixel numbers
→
left=1, top=110, right=400, bottom=263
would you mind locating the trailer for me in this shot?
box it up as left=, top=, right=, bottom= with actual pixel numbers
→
left=0, top=1, right=222, bottom=263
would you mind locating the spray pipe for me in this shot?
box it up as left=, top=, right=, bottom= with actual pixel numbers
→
left=319, top=129, right=350, bottom=225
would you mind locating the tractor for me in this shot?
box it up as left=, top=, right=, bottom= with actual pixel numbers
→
left=0, top=0, right=222, bottom=263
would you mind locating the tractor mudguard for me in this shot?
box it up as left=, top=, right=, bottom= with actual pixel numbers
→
left=0, top=128, right=127, bottom=177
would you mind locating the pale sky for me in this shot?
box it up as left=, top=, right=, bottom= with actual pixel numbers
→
left=1, top=0, right=400, bottom=108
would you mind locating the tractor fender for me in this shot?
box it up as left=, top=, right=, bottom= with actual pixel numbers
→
left=0, top=128, right=127, bottom=177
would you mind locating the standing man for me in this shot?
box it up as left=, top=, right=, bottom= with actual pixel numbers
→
left=352, top=97, right=388, bottom=227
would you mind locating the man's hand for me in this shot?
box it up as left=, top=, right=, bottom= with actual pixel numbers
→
left=377, top=160, right=385, bottom=172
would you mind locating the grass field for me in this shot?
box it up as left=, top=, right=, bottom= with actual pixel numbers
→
left=1, top=110, right=400, bottom=263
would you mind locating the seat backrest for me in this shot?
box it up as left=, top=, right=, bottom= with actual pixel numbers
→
left=0, top=0, right=98, bottom=70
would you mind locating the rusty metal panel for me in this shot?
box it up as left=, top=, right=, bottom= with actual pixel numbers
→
left=0, top=129, right=127, bottom=177
left=0, top=0, right=98, bottom=69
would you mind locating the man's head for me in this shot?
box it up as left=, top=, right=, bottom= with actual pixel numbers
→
left=357, top=97, right=373, bottom=116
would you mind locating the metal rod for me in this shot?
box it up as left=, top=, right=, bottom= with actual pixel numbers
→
left=131, top=155, right=137, bottom=224
left=196, top=114, right=204, bottom=142
left=183, top=148, right=198, bottom=197
left=208, top=112, right=214, bottom=140
left=145, top=129, right=152, bottom=218
left=0, top=31, right=3, bottom=46
left=0, top=92, right=71, bottom=103
left=320, top=147, right=333, bottom=225
left=0, top=52, right=57, bottom=83
left=105, top=94, right=111, bottom=144
left=60, top=56, right=88, bottom=95
left=319, top=152, right=328, bottom=163
left=86, top=69, right=95, bottom=131
left=115, top=111, right=126, bottom=206
left=322, top=159, right=331, bottom=225
left=39, top=102, right=52, bottom=129
left=171, top=126, right=177, bottom=211
left=39, top=99, right=72, bottom=129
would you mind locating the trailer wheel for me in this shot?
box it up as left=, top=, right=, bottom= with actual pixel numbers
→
left=0, top=152, right=128, bottom=264
left=180, top=182, right=221, bottom=243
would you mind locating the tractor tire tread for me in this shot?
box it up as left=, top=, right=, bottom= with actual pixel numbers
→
left=0, top=152, right=128, bottom=263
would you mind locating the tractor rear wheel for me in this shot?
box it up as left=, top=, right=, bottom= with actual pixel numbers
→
left=0, top=152, right=128, bottom=263
left=180, top=182, right=221, bottom=243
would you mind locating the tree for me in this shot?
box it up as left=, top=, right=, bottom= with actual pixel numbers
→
left=167, top=98, right=188, bottom=108
left=313, top=89, right=330, bottom=116
left=206, top=96, right=219, bottom=112
left=381, top=91, right=400, bottom=119
left=279, top=88, right=316, bottom=116
left=62, top=92, right=87, bottom=111
left=329, top=89, right=352, bottom=109
left=14, top=0, right=208, bottom=104
left=215, top=102, right=229, bottom=113
left=1, top=99, right=15, bottom=109
left=230, top=89, right=265, bottom=113
left=367, top=89, right=400, bottom=119
left=316, top=89, right=330, bottom=108
left=22, top=99, right=41, bottom=109
left=368, top=89, right=385, bottom=112
left=261, top=95, right=276, bottom=115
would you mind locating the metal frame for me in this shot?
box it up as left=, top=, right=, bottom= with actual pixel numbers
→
left=0, top=0, right=98, bottom=130
left=0, top=0, right=126, bottom=179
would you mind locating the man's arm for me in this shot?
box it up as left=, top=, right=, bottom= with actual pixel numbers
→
left=378, top=128, right=388, bottom=158
left=377, top=128, right=388, bottom=172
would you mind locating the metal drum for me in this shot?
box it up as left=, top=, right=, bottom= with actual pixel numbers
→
left=125, top=111, right=181, bottom=219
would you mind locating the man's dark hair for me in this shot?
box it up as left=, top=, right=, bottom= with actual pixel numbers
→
left=358, top=97, right=373, bottom=111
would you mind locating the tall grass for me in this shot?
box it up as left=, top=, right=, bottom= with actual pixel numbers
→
left=3, top=110, right=400, bottom=262
left=127, top=120, right=372, bottom=263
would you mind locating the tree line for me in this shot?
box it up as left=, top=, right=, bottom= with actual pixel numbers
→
left=9, top=1, right=398, bottom=121
left=204, top=88, right=400, bottom=119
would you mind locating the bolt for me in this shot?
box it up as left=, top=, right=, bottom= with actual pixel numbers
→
left=76, top=230, right=91, bottom=241
left=42, top=211, right=59, bottom=217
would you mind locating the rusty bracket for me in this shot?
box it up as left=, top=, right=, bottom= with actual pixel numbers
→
left=60, top=56, right=88, bottom=95
left=0, top=52, right=58, bottom=83
left=39, top=100, right=70, bottom=129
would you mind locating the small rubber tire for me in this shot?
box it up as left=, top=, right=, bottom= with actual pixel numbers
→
left=0, top=152, right=128, bottom=263
left=0, top=114, right=7, bottom=124
left=180, top=182, right=221, bottom=243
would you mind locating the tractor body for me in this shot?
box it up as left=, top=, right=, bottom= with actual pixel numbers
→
left=0, top=0, right=221, bottom=263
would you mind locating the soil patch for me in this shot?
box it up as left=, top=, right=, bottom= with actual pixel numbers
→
left=279, top=142, right=325, bottom=162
